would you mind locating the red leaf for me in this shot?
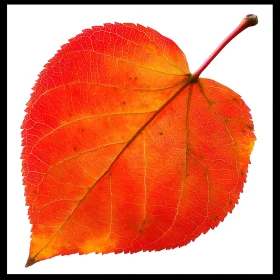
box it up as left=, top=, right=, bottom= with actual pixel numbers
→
left=22, top=21, right=256, bottom=267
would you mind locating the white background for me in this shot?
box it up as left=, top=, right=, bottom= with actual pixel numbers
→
left=7, top=5, right=273, bottom=274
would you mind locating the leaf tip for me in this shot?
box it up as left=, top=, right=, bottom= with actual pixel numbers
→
left=25, top=256, right=36, bottom=268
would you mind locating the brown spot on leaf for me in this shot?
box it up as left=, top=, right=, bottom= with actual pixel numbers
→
left=139, top=219, right=146, bottom=232
left=73, top=147, right=77, bottom=152
left=247, top=124, right=254, bottom=131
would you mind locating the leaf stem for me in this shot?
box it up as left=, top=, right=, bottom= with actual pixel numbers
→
left=192, top=14, right=258, bottom=80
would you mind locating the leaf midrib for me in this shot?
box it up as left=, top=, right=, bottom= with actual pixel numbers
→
left=31, top=74, right=195, bottom=262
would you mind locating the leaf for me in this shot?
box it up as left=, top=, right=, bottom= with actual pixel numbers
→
left=21, top=22, right=256, bottom=267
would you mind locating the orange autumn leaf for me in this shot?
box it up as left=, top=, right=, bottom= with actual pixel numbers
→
left=21, top=21, right=256, bottom=267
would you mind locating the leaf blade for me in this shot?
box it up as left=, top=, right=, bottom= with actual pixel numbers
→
left=22, top=23, right=255, bottom=266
